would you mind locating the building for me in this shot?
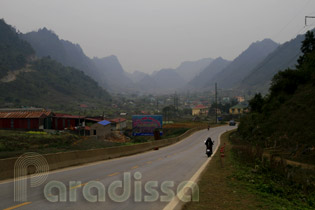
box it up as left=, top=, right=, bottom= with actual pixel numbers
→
left=192, top=105, right=208, bottom=116
left=90, top=120, right=111, bottom=139
left=109, top=118, right=127, bottom=130
left=235, top=96, right=245, bottom=103
left=52, top=113, right=85, bottom=130
left=0, top=109, right=53, bottom=130
left=229, top=104, right=248, bottom=115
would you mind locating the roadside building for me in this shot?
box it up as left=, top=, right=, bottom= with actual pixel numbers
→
left=0, top=109, right=53, bottom=130
left=85, top=117, right=101, bottom=124
left=212, top=108, right=222, bottom=115
left=52, top=113, right=85, bottom=130
left=90, top=120, right=111, bottom=139
left=192, top=104, right=208, bottom=116
left=229, top=104, right=248, bottom=115
left=109, top=118, right=127, bottom=130
left=235, top=96, right=245, bottom=103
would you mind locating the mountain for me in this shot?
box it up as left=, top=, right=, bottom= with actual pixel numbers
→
left=152, top=68, right=185, bottom=90
left=136, top=75, right=159, bottom=93
left=133, top=69, right=186, bottom=94
left=238, top=33, right=315, bottom=163
left=126, top=70, right=149, bottom=83
left=188, top=57, right=231, bottom=89
left=0, top=19, right=34, bottom=78
left=20, top=28, right=105, bottom=87
left=21, top=28, right=136, bottom=92
left=133, top=57, right=213, bottom=93
left=0, top=19, right=110, bottom=110
left=174, top=58, right=213, bottom=81
left=92, top=55, right=134, bottom=92
left=208, top=39, right=279, bottom=89
left=239, top=33, right=307, bottom=92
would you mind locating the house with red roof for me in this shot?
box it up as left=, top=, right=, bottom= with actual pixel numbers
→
left=52, top=113, right=85, bottom=130
left=0, top=108, right=53, bottom=130
left=108, top=118, right=127, bottom=130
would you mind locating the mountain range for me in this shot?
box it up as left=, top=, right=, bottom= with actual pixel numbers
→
left=0, top=19, right=110, bottom=110
left=238, top=34, right=305, bottom=92
left=188, top=57, right=231, bottom=89
left=21, top=28, right=133, bottom=92
left=204, top=39, right=279, bottom=90
left=174, top=58, right=213, bottom=81
left=1, top=17, right=310, bottom=97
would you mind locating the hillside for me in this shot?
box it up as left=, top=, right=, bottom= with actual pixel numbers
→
left=174, top=57, right=213, bottom=81
left=92, top=55, right=134, bottom=92
left=135, top=75, right=160, bottom=93
left=207, top=39, right=279, bottom=89
left=238, top=33, right=307, bottom=92
left=126, top=70, right=149, bottom=83
left=188, top=57, right=231, bottom=89
left=153, top=68, right=185, bottom=90
left=0, top=19, right=110, bottom=110
left=238, top=31, right=315, bottom=164
left=21, top=28, right=107, bottom=87
left=0, top=19, right=34, bottom=78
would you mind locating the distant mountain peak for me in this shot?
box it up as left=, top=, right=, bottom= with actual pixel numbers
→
left=37, top=27, right=58, bottom=37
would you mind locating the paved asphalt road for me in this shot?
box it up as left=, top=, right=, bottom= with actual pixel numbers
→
left=0, top=125, right=235, bottom=210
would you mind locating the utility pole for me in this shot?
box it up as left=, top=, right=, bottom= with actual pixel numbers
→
left=173, top=92, right=176, bottom=110
left=173, top=92, right=178, bottom=119
left=215, top=83, right=218, bottom=124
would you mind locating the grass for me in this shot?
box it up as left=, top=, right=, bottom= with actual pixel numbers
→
left=183, top=130, right=315, bottom=210
left=163, top=121, right=210, bottom=129
left=0, top=129, right=80, bottom=158
left=0, top=122, right=208, bottom=159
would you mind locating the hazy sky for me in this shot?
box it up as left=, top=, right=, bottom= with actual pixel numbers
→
left=1, top=0, right=315, bottom=73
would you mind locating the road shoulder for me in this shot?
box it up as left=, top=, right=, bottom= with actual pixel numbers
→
left=182, top=130, right=266, bottom=210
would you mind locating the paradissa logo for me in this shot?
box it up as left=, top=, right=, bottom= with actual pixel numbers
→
left=14, top=153, right=199, bottom=203
left=44, top=172, right=199, bottom=203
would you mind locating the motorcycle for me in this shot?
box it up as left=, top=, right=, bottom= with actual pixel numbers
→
left=204, top=139, right=214, bottom=157
left=206, top=148, right=212, bottom=157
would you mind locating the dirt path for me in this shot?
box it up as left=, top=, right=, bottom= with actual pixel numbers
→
left=0, top=67, right=34, bottom=83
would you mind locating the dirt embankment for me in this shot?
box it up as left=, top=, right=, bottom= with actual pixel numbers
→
left=0, top=66, right=34, bottom=83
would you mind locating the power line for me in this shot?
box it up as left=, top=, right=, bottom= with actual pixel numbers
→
left=273, top=0, right=312, bottom=39
left=305, top=16, right=315, bottom=26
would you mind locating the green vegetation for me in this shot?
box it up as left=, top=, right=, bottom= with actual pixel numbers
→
left=0, top=57, right=111, bottom=110
left=0, top=122, right=205, bottom=159
left=229, top=146, right=315, bottom=209
left=0, top=19, right=111, bottom=111
left=0, top=129, right=127, bottom=159
left=238, top=31, right=315, bottom=164
left=0, top=19, right=34, bottom=78
left=123, top=122, right=202, bottom=143
left=186, top=32, right=315, bottom=210
left=184, top=131, right=315, bottom=210
left=0, top=130, right=80, bottom=159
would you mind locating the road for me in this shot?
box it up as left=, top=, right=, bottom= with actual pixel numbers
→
left=0, top=125, right=235, bottom=210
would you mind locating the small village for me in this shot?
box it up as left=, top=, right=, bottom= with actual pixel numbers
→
left=0, top=107, right=128, bottom=140
left=0, top=93, right=248, bottom=141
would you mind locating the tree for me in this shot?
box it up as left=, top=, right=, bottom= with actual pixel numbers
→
left=297, top=31, right=315, bottom=68
left=249, top=93, right=264, bottom=113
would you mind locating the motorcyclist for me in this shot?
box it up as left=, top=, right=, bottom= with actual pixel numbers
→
left=205, top=137, right=214, bottom=154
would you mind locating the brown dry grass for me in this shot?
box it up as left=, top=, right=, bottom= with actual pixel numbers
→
left=183, top=130, right=267, bottom=210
